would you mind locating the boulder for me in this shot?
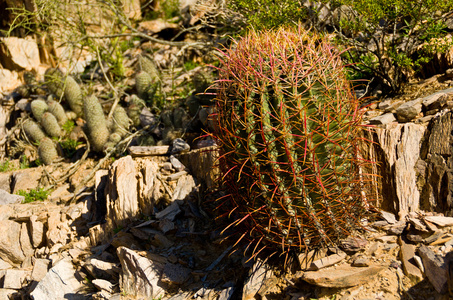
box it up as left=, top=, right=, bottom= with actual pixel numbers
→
left=0, top=37, right=40, bottom=71
left=0, top=220, right=25, bottom=265
left=117, top=246, right=165, bottom=299
left=30, top=257, right=86, bottom=300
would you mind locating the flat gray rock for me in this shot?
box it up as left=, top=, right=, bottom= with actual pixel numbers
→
left=369, top=113, right=396, bottom=125
left=0, top=189, right=23, bottom=205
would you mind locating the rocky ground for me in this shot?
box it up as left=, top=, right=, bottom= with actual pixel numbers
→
left=1, top=1, right=453, bottom=299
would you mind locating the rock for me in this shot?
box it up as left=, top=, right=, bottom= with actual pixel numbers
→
left=31, top=258, right=51, bottom=282
left=399, top=238, right=423, bottom=282
left=0, top=69, right=21, bottom=94
left=171, top=138, right=190, bottom=154
left=138, top=19, right=179, bottom=33
left=105, top=156, right=139, bottom=229
left=369, top=113, right=396, bottom=125
left=121, top=0, right=141, bottom=20
left=0, top=173, right=11, bottom=194
left=301, top=264, right=386, bottom=288
left=0, top=289, right=17, bottom=299
left=424, top=216, right=453, bottom=227
left=308, top=252, right=347, bottom=271
left=298, top=249, right=328, bottom=270
left=395, top=98, right=422, bottom=122
left=20, top=221, right=34, bottom=258
left=3, top=269, right=29, bottom=289
left=128, top=146, right=169, bottom=156
left=340, top=236, right=368, bottom=252
left=381, top=211, right=397, bottom=224
left=155, top=202, right=181, bottom=221
left=0, top=259, right=12, bottom=270
left=30, top=215, right=45, bottom=248
left=218, top=286, right=235, bottom=300
left=177, top=146, right=218, bottom=189
left=161, top=263, right=191, bottom=285
left=422, top=90, right=451, bottom=111
left=242, top=259, right=274, bottom=300
left=0, top=189, right=23, bottom=204
left=418, top=244, right=448, bottom=294
left=11, top=168, right=42, bottom=193
left=83, top=258, right=119, bottom=281
left=351, top=256, right=369, bottom=267
left=92, top=279, right=114, bottom=293
left=172, top=174, right=196, bottom=201
left=30, top=257, right=86, bottom=300
left=0, top=220, right=25, bottom=265
left=117, top=246, right=165, bottom=299
left=374, top=123, right=426, bottom=217
left=169, top=155, right=186, bottom=172
left=0, top=37, right=40, bottom=71
left=408, top=217, right=428, bottom=232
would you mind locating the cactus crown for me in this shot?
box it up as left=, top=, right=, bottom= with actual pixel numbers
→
left=212, top=26, right=375, bottom=254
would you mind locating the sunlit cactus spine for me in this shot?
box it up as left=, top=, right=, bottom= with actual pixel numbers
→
left=38, top=137, right=58, bottom=165
left=23, top=120, right=46, bottom=144
left=31, top=99, right=48, bottom=122
left=83, top=95, right=109, bottom=152
left=211, top=27, right=375, bottom=253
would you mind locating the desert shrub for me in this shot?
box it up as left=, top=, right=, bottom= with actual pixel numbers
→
left=228, top=0, right=310, bottom=30
left=321, top=0, right=453, bottom=93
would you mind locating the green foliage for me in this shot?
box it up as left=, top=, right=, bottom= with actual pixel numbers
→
left=212, top=26, right=374, bottom=253
left=162, top=0, right=180, bottom=20
left=60, top=139, right=82, bottom=157
left=324, top=0, right=453, bottom=93
left=17, top=188, right=51, bottom=203
left=19, top=155, right=30, bottom=169
left=229, top=0, right=309, bottom=30
left=62, top=120, right=75, bottom=135
left=0, top=160, right=12, bottom=172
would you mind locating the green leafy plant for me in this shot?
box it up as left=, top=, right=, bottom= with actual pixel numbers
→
left=229, top=0, right=309, bottom=30
left=17, top=188, right=51, bottom=203
left=320, top=0, right=453, bottom=93
left=0, top=160, right=12, bottom=172
left=19, top=155, right=30, bottom=169
left=211, top=26, right=375, bottom=255
left=60, top=139, right=83, bottom=157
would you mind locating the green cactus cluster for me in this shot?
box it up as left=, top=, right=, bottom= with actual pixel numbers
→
left=83, top=95, right=110, bottom=152
left=127, top=95, right=146, bottom=127
left=30, top=99, right=48, bottom=122
left=158, top=107, right=190, bottom=145
left=38, top=137, right=58, bottom=165
left=211, top=27, right=375, bottom=253
left=41, top=112, right=61, bottom=138
left=137, top=54, right=160, bottom=81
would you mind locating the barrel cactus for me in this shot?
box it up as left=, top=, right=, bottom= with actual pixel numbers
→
left=211, top=27, right=375, bottom=253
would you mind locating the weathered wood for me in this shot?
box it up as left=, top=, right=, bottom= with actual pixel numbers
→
left=128, top=146, right=170, bottom=156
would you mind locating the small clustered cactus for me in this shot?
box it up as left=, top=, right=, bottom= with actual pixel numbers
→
left=83, top=95, right=110, bottom=152
left=212, top=26, right=375, bottom=253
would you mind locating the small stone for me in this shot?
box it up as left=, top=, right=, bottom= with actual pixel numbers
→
left=83, top=258, right=119, bottom=281
left=31, top=259, right=51, bottom=282
left=158, top=219, right=175, bottom=234
left=351, top=256, right=369, bottom=267
left=408, top=217, right=428, bottom=232
left=380, top=211, right=397, bottom=224
left=3, top=269, right=28, bottom=289
left=418, top=245, right=448, bottom=294
left=395, top=98, right=422, bottom=122
left=155, top=202, right=181, bottom=221
left=308, top=252, right=347, bottom=271
left=340, top=236, right=368, bottom=252
left=302, top=264, right=386, bottom=288
left=169, top=155, right=186, bottom=172
left=369, top=113, right=396, bottom=125
left=424, top=216, right=453, bottom=227
left=375, top=235, right=398, bottom=243
left=242, top=259, right=274, bottom=300
left=171, top=138, right=190, bottom=154
left=399, top=238, right=423, bottom=282
left=92, top=279, right=114, bottom=293
left=161, top=263, right=191, bottom=285
left=0, top=189, right=24, bottom=204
